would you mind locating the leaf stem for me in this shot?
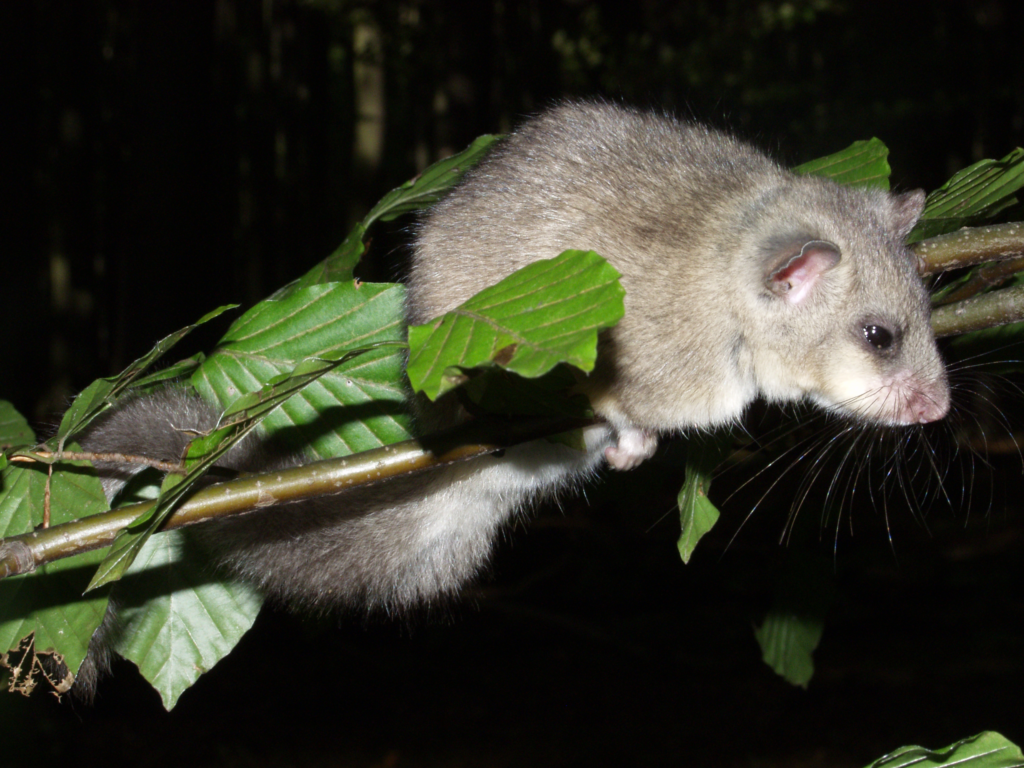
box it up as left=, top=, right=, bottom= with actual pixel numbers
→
left=9, top=451, right=186, bottom=475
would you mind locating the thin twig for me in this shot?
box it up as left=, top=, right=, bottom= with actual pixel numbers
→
left=933, top=255, right=1024, bottom=306
left=8, top=450, right=185, bottom=475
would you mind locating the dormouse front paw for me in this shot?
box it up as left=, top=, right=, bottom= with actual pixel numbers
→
left=604, top=427, right=658, bottom=471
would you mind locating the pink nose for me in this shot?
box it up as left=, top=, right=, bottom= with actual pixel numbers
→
left=907, top=389, right=950, bottom=424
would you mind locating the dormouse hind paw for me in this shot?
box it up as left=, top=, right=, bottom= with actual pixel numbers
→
left=604, top=427, right=658, bottom=471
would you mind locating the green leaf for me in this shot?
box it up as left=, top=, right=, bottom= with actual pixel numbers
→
left=54, top=305, right=236, bottom=447
left=677, top=432, right=729, bottom=563
left=131, top=353, right=207, bottom=391
left=365, top=134, right=500, bottom=225
left=0, top=452, right=112, bottom=684
left=909, top=148, right=1024, bottom=243
left=194, top=281, right=411, bottom=460
left=204, top=345, right=405, bottom=444
left=792, top=138, right=891, bottom=190
left=115, top=529, right=262, bottom=710
left=85, top=455, right=221, bottom=592
left=407, top=250, right=625, bottom=401
left=754, top=609, right=822, bottom=689
left=53, top=378, right=116, bottom=452
left=865, top=732, right=1024, bottom=768
left=927, top=267, right=976, bottom=306
left=90, top=401, right=260, bottom=591
left=754, top=554, right=834, bottom=688
left=0, top=401, right=35, bottom=449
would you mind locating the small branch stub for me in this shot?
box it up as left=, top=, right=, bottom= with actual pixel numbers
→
left=0, top=541, right=36, bottom=578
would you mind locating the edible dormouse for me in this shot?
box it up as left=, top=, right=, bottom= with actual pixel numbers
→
left=72, top=101, right=949, bottom=696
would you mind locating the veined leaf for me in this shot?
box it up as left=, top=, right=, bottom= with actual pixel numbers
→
left=71, top=280, right=410, bottom=696
left=407, top=250, right=625, bottom=401
left=366, top=134, right=500, bottom=225
left=0, top=451, right=111, bottom=685
left=0, top=401, right=35, bottom=450
left=131, top=353, right=207, bottom=391
left=87, top=282, right=411, bottom=589
left=754, top=609, right=824, bottom=689
left=116, top=529, right=262, bottom=710
left=754, top=554, right=834, bottom=688
left=279, top=225, right=368, bottom=296
left=53, top=305, right=236, bottom=448
left=909, top=148, right=1024, bottom=243
left=194, top=281, right=411, bottom=460
left=677, top=432, right=730, bottom=563
left=84, top=432, right=244, bottom=591
left=865, top=732, right=1024, bottom=768
left=792, top=138, right=891, bottom=190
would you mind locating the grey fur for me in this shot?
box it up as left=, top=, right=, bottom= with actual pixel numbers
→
left=75, top=101, right=949, bottom=697
left=410, top=101, right=947, bottom=430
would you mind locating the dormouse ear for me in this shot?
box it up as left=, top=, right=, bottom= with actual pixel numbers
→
left=766, top=240, right=841, bottom=305
left=893, top=189, right=926, bottom=240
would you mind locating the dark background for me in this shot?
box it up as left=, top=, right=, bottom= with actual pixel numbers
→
left=2, top=1, right=1023, bottom=766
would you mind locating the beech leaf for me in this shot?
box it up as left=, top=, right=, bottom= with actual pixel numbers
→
left=865, top=732, right=1024, bottom=768
left=910, top=148, right=1024, bottom=243
left=792, top=138, right=891, bottom=190
left=406, top=250, right=625, bottom=401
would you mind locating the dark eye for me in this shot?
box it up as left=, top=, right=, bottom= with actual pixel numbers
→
left=863, top=323, right=894, bottom=351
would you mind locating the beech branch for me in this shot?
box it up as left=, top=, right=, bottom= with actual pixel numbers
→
left=931, top=284, right=1024, bottom=338
left=0, top=416, right=592, bottom=579
left=915, top=222, right=1024, bottom=276
left=914, top=222, right=1024, bottom=336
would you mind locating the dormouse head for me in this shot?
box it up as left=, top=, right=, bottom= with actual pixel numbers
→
left=740, top=179, right=949, bottom=426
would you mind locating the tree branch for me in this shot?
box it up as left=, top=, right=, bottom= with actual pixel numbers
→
left=911, top=223, right=1024, bottom=336
left=0, top=416, right=593, bottom=579
left=932, top=256, right=1024, bottom=306
left=914, top=222, right=1024, bottom=276
left=931, top=283, right=1024, bottom=338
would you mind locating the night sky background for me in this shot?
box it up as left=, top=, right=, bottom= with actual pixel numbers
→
left=2, top=2, right=1024, bottom=766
